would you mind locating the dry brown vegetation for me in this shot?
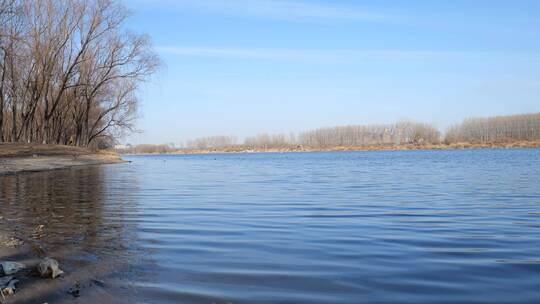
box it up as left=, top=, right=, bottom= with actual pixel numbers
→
left=445, top=113, right=540, bottom=144
left=120, top=141, right=540, bottom=155
left=0, top=142, right=91, bottom=157
left=298, top=121, right=440, bottom=147
left=0, top=143, right=122, bottom=175
left=116, top=144, right=176, bottom=154
left=0, top=0, right=158, bottom=148
left=0, top=142, right=121, bottom=158
left=185, top=135, right=238, bottom=150
left=119, top=114, right=540, bottom=155
left=178, top=121, right=441, bottom=152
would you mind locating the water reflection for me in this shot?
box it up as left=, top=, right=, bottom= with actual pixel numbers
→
left=1, top=150, right=540, bottom=304
left=0, top=166, right=140, bottom=303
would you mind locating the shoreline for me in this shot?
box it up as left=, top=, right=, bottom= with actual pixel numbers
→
left=0, top=229, right=127, bottom=303
left=0, top=144, right=127, bottom=303
left=120, top=141, right=540, bottom=156
left=0, top=143, right=124, bottom=176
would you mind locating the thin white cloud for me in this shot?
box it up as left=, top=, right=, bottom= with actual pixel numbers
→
left=157, top=46, right=539, bottom=62
left=131, top=0, right=401, bottom=24
left=157, top=46, right=310, bottom=60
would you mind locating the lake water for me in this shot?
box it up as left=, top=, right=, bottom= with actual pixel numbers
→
left=1, top=149, right=540, bottom=303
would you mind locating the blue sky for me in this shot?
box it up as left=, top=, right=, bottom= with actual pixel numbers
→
left=124, top=0, right=540, bottom=145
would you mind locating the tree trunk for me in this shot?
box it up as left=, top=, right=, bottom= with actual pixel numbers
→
left=11, top=99, right=16, bottom=141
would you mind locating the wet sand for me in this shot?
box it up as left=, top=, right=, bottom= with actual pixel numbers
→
left=0, top=232, right=133, bottom=304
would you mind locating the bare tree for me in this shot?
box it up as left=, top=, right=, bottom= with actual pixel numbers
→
left=0, top=0, right=17, bottom=142
left=244, top=133, right=294, bottom=149
left=0, top=0, right=159, bottom=147
left=298, top=121, right=440, bottom=148
left=185, top=135, right=238, bottom=149
left=445, top=113, right=540, bottom=144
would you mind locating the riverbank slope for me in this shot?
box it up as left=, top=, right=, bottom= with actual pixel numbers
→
left=0, top=143, right=124, bottom=175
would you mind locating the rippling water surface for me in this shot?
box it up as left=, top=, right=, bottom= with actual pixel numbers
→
left=1, top=149, right=540, bottom=303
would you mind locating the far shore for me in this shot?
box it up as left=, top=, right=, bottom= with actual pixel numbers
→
left=0, top=143, right=124, bottom=175
left=119, top=140, right=540, bottom=155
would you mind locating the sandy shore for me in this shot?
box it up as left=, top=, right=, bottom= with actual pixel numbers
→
left=0, top=231, right=129, bottom=304
left=0, top=143, right=124, bottom=175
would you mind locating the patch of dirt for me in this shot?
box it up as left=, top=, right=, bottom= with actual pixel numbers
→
left=0, top=144, right=124, bottom=175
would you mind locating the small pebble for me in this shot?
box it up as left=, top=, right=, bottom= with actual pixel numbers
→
left=68, top=282, right=81, bottom=298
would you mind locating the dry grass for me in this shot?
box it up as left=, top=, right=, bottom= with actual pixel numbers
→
left=0, top=143, right=94, bottom=158
left=0, top=143, right=121, bottom=157
left=165, top=141, right=540, bottom=154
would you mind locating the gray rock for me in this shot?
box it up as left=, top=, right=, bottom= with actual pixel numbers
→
left=0, top=276, right=13, bottom=287
left=0, top=261, right=25, bottom=276
left=37, top=258, right=64, bottom=279
left=1, top=279, right=18, bottom=296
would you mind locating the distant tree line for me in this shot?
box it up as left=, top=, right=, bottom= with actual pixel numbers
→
left=298, top=121, right=440, bottom=148
left=176, top=114, right=540, bottom=151
left=0, top=0, right=158, bottom=147
left=185, top=135, right=237, bottom=150
left=445, top=113, right=540, bottom=144
left=244, top=133, right=296, bottom=149
left=117, top=144, right=174, bottom=154
left=115, top=113, right=540, bottom=153
left=239, top=121, right=440, bottom=149
left=176, top=121, right=440, bottom=150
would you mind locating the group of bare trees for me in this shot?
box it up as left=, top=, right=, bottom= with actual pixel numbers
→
left=445, top=113, right=540, bottom=144
left=180, top=121, right=441, bottom=150
left=0, top=0, right=158, bottom=147
left=124, top=113, right=540, bottom=153
left=244, top=133, right=296, bottom=149
left=298, top=121, right=440, bottom=148
left=185, top=135, right=237, bottom=150
left=182, top=114, right=540, bottom=150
